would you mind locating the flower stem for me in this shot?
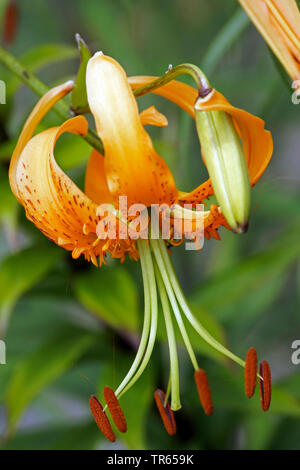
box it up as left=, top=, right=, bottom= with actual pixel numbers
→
left=155, top=261, right=181, bottom=411
left=0, top=45, right=103, bottom=153
left=133, top=63, right=212, bottom=100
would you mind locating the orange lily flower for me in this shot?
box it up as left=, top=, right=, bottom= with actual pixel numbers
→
left=238, top=0, right=300, bottom=81
left=9, top=53, right=273, bottom=439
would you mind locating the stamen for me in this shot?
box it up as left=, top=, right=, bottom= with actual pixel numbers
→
left=89, top=395, right=116, bottom=442
left=116, top=239, right=158, bottom=400
left=104, top=386, right=127, bottom=433
left=155, top=262, right=181, bottom=411
left=244, top=347, right=257, bottom=398
left=114, top=239, right=152, bottom=398
left=154, top=389, right=177, bottom=435
left=150, top=239, right=199, bottom=372
left=194, top=369, right=214, bottom=415
left=259, top=361, right=272, bottom=412
left=156, top=238, right=246, bottom=369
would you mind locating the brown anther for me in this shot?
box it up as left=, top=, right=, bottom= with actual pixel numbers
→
left=194, top=369, right=214, bottom=415
left=245, top=347, right=257, bottom=398
left=103, top=386, right=127, bottom=433
left=259, top=361, right=272, bottom=412
left=154, top=389, right=177, bottom=435
left=89, top=395, right=116, bottom=442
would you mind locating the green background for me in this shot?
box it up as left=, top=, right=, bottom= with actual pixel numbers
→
left=0, top=0, right=299, bottom=450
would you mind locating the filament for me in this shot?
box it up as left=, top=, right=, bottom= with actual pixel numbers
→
left=117, top=239, right=158, bottom=399
left=114, top=239, right=151, bottom=398
left=150, top=239, right=199, bottom=371
left=155, top=262, right=181, bottom=411
left=157, top=238, right=246, bottom=369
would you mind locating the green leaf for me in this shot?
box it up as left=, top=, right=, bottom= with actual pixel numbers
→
left=74, top=265, right=139, bottom=332
left=71, top=34, right=92, bottom=115
left=6, top=329, right=96, bottom=434
left=0, top=245, right=62, bottom=334
left=6, top=44, right=77, bottom=97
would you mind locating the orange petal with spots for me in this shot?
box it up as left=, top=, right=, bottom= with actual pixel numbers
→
left=9, top=80, right=74, bottom=200
left=178, top=180, right=214, bottom=206
left=129, top=76, right=273, bottom=200
left=10, top=115, right=104, bottom=266
left=86, top=54, right=177, bottom=207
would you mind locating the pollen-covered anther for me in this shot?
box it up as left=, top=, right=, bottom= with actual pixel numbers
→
left=259, top=361, right=272, bottom=412
left=194, top=368, right=214, bottom=415
left=89, top=394, right=116, bottom=442
left=103, top=386, right=127, bottom=433
left=154, top=389, right=177, bottom=435
left=244, top=347, right=258, bottom=398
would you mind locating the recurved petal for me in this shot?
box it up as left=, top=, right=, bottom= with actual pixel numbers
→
left=195, top=90, right=274, bottom=186
left=85, top=150, right=113, bottom=205
left=178, top=180, right=214, bottom=206
left=238, top=0, right=300, bottom=81
left=129, top=76, right=273, bottom=190
left=9, top=80, right=74, bottom=200
left=11, top=115, right=105, bottom=265
left=86, top=53, right=177, bottom=207
left=140, top=105, right=168, bottom=127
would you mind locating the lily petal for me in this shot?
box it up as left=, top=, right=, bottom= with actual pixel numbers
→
left=140, top=105, right=168, bottom=127
left=85, top=150, right=113, bottom=205
left=238, top=0, right=300, bottom=81
left=86, top=54, right=177, bottom=207
left=10, top=115, right=105, bottom=265
left=129, top=77, right=273, bottom=204
left=9, top=80, right=74, bottom=200
left=178, top=181, right=214, bottom=205
left=85, top=106, right=168, bottom=205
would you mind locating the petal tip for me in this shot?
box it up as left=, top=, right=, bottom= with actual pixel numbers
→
left=90, top=50, right=104, bottom=62
left=232, top=221, right=249, bottom=235
left=64, top=79, right=75, bottom=91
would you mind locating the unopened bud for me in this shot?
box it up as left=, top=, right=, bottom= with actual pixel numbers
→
left=195, top=99, right=250, bottom=234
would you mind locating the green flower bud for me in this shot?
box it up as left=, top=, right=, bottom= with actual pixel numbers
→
left=195, top=99, right=251, bottom=234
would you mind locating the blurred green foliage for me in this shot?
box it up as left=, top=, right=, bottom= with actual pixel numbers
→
left=0, top=0, right=299, bottom=450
